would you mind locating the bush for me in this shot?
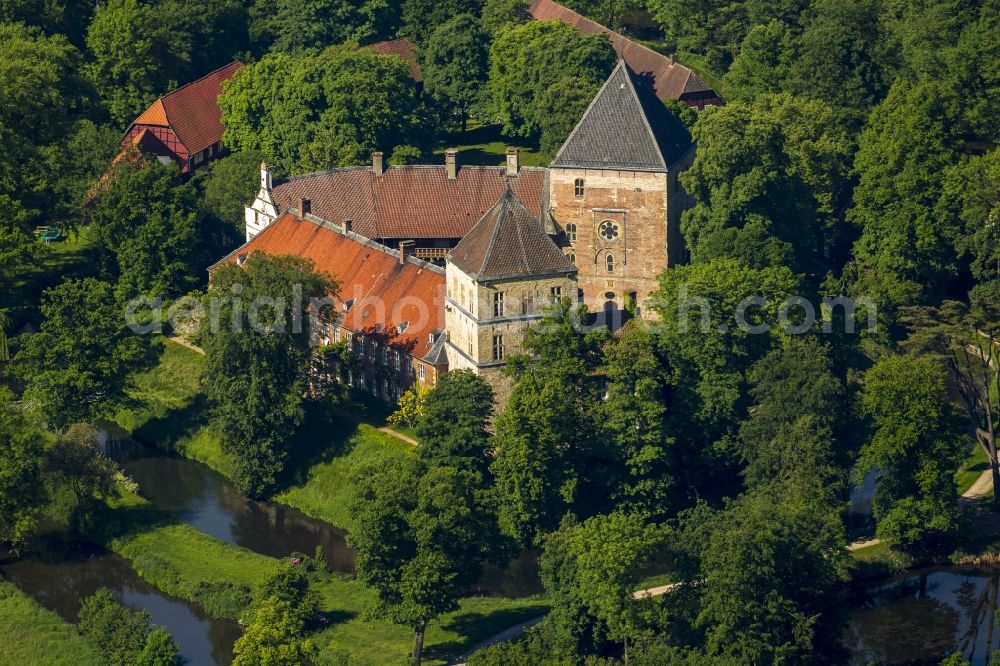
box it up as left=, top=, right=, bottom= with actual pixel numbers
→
left=78, top=589, right=179, bottom=666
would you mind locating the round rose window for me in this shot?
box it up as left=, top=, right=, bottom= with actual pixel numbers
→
left=598, top=220, right=620, bottom=242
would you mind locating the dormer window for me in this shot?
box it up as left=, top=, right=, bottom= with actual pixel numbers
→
left=574, top=178, right=585, bottom=197
left=342, top=299, right=354, bottom=312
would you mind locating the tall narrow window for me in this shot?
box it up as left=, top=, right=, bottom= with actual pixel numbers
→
left=574, top=178, right=584, bottom=197
left=419, top=365, right=426, bottom=380
left=567, top=252, right=576, bottom=265
left=492, top=335, right=505, bottom=361
left=550, top=286, right=562, bottom=302
left=566, top=223, right=577, bottom=243
left=605, top=254, right=615, bottom=273
left=493, top=291, right=505, bottom=317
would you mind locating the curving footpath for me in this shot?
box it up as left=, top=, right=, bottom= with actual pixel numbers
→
left=447, top=583, right=681, bottom=666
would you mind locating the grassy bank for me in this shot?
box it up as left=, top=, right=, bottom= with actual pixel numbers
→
left=0, top=580, right=102, bottom=666
left=112, top=338, right=236, bottom=477
left=114, top=338, right=415, bottom=530
left=956, top=442, right=990, bottom=495
left=310, top=575, right=548, bottom=666
left=92, top=492, right=278, bottom=620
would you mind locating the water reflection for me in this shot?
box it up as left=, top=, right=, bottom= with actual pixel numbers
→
left=0, top=538, right=240, bottom=665
left=846, top=567, right=1000, bottom=665
left=103, top=424, right=543, bottom=596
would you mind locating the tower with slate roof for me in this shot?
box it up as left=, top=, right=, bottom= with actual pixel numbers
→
left=444, top=189, right=577, bottom=403
left=547, top=60, right=695, bottom=319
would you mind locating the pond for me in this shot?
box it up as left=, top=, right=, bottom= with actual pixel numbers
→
left=0, top=537, right=241, bottom=665
left=846, top=566, right=1000, bottom=665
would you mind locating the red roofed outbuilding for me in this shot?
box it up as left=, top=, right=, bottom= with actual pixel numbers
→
left=528, top=0, right=722, bottom=109
left=123, top=61, right=244, bottom=174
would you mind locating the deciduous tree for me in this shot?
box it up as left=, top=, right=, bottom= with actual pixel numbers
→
left=415, top=370, right=493, bottom=474
left=0, top=388, right=47, bottom=550
left=422, top=14, right=489, bottom=133
left=487, top=21, right=615, bottom=141
left=858, top=355, right=965, bottom=548
left=15, top=278, right=150, bottom=430
left=203, top=252, right=337, bottom=496
left=43, top=424, right=120, bottom=531
left=350, top=460, right=503, bottom=665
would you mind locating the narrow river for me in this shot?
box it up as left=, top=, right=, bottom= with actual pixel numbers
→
left=1, top=425, right=541, bottom=665
left=7, top=426, right=992, bottom=664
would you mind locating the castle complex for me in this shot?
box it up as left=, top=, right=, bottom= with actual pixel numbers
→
left=229, top=61, right=695, bottom=403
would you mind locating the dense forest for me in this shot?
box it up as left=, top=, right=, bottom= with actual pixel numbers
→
left=1, top=0, right=999, bottom=664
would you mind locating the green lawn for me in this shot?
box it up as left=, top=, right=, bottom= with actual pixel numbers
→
left=431, top=121, right=547, bottom=168
left=310, top=577, right=548, bottom=666
left=114, top=338, right=416, bottom=529
left=0, top=227, right=98, bottom=332
left=276, top=423, right=413, bottom=530
left=112, top=337, right=236, bottom=477
left=0, top=580, right=102, bottom=666
left=956, top=442, right=990, bottom=495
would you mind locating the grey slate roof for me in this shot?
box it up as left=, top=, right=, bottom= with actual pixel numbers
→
left=449, top=190, right=576, bottom=281
left=422, top=331, right=448, bottom=365
left=551, top=60, right=693, bottom=172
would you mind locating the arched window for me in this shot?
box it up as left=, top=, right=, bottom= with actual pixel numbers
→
left=574, top=178, right=585, bottom=197
left=605, top=253, right=615, bottom=273
left=567, top=252, right=576, bottom=265
left=566, top=223, right=577, bottom=243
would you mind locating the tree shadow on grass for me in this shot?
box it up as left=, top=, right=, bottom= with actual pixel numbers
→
left=132, top=392, right=212, bottom=451
left=277, top=398, right=362, bottom=490
left=86, top=502, right=176, bottom=545
left=422, top=602, right=550, bottom=661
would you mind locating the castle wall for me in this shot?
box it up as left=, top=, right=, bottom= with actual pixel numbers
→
left=548, top=159, right=692, bottom=318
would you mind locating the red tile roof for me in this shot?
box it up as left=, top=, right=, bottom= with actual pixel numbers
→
left=368, top=38, right=423, bottom=82
left=271, top=165, right=546, bottom=240
left=528, top=0, right=717, bottom=102
left=221, top=213, right=446, bottom=359
left=131, top=61, right=244, bottom=155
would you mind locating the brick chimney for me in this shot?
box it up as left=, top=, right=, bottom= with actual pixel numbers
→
left=398, top=240, right=415, bottom=265
left=505, top=147, right=519, bottom=177
left=372, top=151, right=383, bottom=177
left=297, top=198, right=311, bottom=219
left=445, top=149, right=457, bottom=180
left=670, top=53, right=677, bottom=65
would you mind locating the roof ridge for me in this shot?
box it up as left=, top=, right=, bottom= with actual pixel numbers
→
left=551, top=60, right=628, bottom=167
left=479, top=192, right=510, bottom=275
left=160, top=60, right=243, bottom=103
left=532, top=0, right=695, bottom=76
left=620, top=61, right=668, bottom=171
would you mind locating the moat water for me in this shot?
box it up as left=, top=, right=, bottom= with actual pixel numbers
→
left=0, top=425, right=541, bottom=664
left=4, top=426, right=993, bottom=665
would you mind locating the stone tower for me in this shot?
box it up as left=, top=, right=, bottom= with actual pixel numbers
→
left=548, top=60, right=695, bottom=319
left=444, top=189, right=577, bottom=404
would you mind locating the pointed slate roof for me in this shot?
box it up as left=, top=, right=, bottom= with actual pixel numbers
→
left=551, top=60, right=693, bottom=172
left=449, top=190, right=575, bottom=281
